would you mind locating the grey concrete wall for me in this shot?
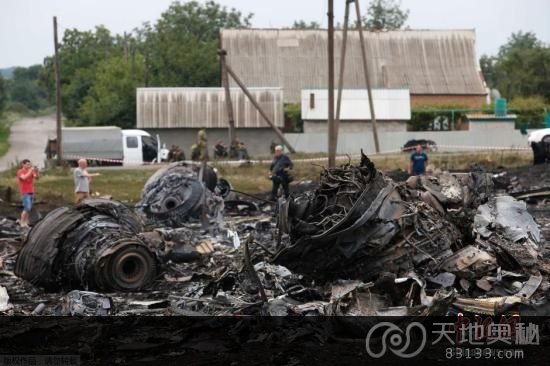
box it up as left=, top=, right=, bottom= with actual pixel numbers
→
left=149, top=122, right=530, bottom=157
left=304, top=120, right=407, bottom=134
left=285, top=121, right=529, bottom=154
left=147, top=128, right=280, bottom=157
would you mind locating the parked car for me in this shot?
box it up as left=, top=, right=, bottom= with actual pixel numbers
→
left=528, top=128, right=550, bottom=165
left=401, top=139, right=438, bottom=152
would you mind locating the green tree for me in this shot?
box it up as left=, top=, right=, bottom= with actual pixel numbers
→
left=479, top=54, right=496, bottom=88
left=363, top=0, right=409, bottom=31
left=497, top=31, right=541, bottom=57
left=489, top=32, right=550, bottom=100
left=509, top=96, right=548, bottom=128
left=38, top=1, right=253, bottom=127
left=0, top=75, right=6, bottom=116
left=41, top=26, right=123, bottom=120
left=144, top=0, right=252, bottom=86
left=79, top=55, right=145, bottom=128
left=7, top=65, right=50, bottom=110
left=292, top=20, right=321, bottom=29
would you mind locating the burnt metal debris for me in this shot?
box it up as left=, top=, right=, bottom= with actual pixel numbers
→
left=15, top=199, right=159, bottom=292
left=137, top=162, right=224, bottom=228
left=2, top=153, right=550, bottom=316
left=274, top=151, right=462, bottom=282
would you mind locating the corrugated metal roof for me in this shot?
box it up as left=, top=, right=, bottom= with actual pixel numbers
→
left=221, top=29, right=487, bottom=103
left=137, top=87, right=284, bottom=129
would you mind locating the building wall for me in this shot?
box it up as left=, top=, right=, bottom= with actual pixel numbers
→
left=148, top=128, right=280, bottom=157
left=302, top=89, right=411, bottom=121
left=150, top=122, right=527, bottom=158
left=304, top=120, right=407, bottom=134
left=411, top=95, right=487, bottom=108
left=137, top=87, right=284, bottom=129
left=285, top=121, right=527, bottom=155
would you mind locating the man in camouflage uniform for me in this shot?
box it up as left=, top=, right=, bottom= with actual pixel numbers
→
left=191, top=129, right=209, bottom=161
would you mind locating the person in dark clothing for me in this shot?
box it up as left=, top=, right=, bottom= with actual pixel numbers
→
left=213, top=140, right=228, bottom=159
left=269, top=145, right=293, bottom=200
left=270, top=140, right=278, bottom=154
left=409, top=144, right=428, bottom=176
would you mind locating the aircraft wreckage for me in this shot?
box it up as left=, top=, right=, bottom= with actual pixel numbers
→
left=2, top=154, right=549, bottom=316
left=14, top=199, right=159, bottom=291
left=137, top=163, right=226, bottom=227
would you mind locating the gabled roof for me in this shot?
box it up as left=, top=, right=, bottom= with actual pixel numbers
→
left=220, top=29, right=487, bottom=103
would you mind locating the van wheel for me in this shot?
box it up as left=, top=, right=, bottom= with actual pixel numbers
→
left=532, top=142, right=545, bottom=165
left=543, top=135, right=550, bottom=161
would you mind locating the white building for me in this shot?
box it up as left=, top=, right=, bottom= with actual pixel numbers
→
left=301, top=89, right=411, bottom=134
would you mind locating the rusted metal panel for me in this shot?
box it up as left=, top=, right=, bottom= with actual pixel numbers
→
left=137, top=87, right=284, bottom=129
left=221, top=29, right=487, bottom=103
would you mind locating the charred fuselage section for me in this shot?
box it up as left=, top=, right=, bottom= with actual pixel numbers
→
left=274, top=152, right=462, bottom=281
left=136, top=163, right=223, bottom=227
left=15, top=199, right=159, bottom=292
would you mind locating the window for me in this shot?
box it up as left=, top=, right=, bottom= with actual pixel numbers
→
left=141, top=135, right=156, bottom=148
left=126, top=136, right=138, bottom=148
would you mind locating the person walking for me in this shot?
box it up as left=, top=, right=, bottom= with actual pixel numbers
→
left=409, top=144, right=429, bottom=176
left=74, top=159, right=98, bottom=204
left=16, top=159, right=39, bottom=229
left=268, top=145, right=293, bottom=200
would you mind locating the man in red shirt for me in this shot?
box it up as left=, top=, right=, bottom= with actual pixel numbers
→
left=17, top=159, right=39, bottom=228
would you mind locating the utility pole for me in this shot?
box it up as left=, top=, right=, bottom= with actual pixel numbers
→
left=53, top=16, right=63, bottom=165
left=327, top=0, right=336, bottom=168
left=354, top=0, right=380, bottom=153
left=335, top=1, right=351, bottom=145
left=221, top=53, right=296, bottom=153
left=218, top=50, right=236, bottom=146
left=144, top=51, right=149, bottom=87
left=123, top=32, right=129, bottom=61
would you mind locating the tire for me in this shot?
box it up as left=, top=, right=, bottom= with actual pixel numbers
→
left=543, top=135, right=550, bottom=162
left=532, top=142, right=545, bottom=165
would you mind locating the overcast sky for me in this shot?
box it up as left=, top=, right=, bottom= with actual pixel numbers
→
left=1, top=0, right=549, bottom=68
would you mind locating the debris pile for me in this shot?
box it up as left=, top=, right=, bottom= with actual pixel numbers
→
left=15, top=199, right=159, bottom=292
left=57, top=290, right=114, bottom=316
left=274, top=152, right=462, bottom=283
left=2, top=154, right=549, bottom=317
left=270, top=152, right=546, bottom=315
left=495, top=164, right=550, bottom=199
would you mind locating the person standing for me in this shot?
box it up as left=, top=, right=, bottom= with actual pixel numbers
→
left=213, top=139, right=228, bottom=159
left=409, top=144, right=429, bottom=176
left=270, top=140, right=278, bottom=154
left=16, top=159, right=39, bottom=228
left=268, top=145, right=293, bottom=200
left=191, top=129, right=209, bottom=161
left=74, top=159, right=98, bottom=204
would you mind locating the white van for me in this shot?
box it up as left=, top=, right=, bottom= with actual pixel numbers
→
left=58, top=127, right=168, bottom=166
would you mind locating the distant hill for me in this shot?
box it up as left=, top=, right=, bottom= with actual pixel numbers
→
left=0, top=67, right=15, bottom=79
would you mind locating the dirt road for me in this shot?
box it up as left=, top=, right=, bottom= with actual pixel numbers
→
left=0, top=115, right=56, bottom=171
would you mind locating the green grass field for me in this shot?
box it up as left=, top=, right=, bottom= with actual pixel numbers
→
left=213, top=150, right=532, bottom=193
left=0, top=111, right=21, bottom=157
left=0, top=167, right=153, bottom=207
left=0, top=150, right=532, bottom=208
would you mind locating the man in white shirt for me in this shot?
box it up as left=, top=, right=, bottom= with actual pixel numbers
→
left=73, top=159, right=99, bottom=204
